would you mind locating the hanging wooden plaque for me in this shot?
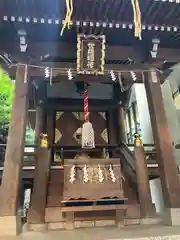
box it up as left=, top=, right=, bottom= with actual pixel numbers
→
left=77, top=34, right=105, bottom=75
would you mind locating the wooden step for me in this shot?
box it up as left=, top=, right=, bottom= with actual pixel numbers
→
left=61, top=198, right=128, bottom=203
left=60, top=204, right=129, bottom=212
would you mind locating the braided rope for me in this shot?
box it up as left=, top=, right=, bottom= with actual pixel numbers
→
left=84, top=84, right=89, bottom=122
left=60, top=0, right=73, bottom=36
left=131, top=0, right=142, bottom=40
left=82, top=83, right=95, bottom=148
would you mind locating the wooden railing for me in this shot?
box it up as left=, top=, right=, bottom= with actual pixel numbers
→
left=119, top=142, right=158, bottom=180
left=0, top=143, right=37, bottom=166
left=0, top=142, right=157, bottom=170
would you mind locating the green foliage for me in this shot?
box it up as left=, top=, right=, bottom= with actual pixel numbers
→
left=0, top=68, right=36, bottom=163
left=0, top=68, right=14, bottom=127
left=0, top=67, right=35, bottom=148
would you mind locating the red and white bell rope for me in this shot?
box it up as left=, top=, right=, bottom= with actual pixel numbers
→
left=84, top=84, right=89, bottom=121
left=81, top=83, right=95, bottom=149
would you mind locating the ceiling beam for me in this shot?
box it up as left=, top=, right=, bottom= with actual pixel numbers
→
left=158, top=48, right=180, bottom=62
left=0, top=42, right=144, bottom=62
left=2, top=41, right=180, bottom=63
left=45, top=99, right=117, bottom=111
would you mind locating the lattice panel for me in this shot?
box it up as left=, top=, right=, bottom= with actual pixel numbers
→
left=55, top=111, right=109, bottom=145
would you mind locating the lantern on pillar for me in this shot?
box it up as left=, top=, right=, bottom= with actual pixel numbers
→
left=134, top=133, right=143, bottom=147
left=40, top=133, right=48, bottom=148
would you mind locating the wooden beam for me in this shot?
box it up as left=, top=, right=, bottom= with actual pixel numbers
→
left=118, top=104, right=126, bottom=142
left=0, top=42, right=143, bottom=62
left=45, top=99, right=117, bottom=111
left=46, top=108, right=55, bottom=164
left=1, top=41, right=180, bottom=63
left=107, top=110, right=117, bottom=145
left=144, top=69, right=180, bottom=211
left=0, top=64, right=29, bottom=234
left=134, top=142, right=154, bottom=218
left=60, top=204, right=129, bottom=212
left=27, top=106, right=48, bottom=224
left=0, top=42, right=180, bottom=63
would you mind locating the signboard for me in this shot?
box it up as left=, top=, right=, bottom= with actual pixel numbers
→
left=77, top=34, right=105, bottom=75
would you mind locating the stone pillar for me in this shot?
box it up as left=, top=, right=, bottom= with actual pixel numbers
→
left=27, top=105, right=50, bottom=230
left=134, top=133, right=154, bottom=218
left=118, top=103, right=126, bottom=143
left=144, top=69, right=180, bottom=225
left=0, top=64, right=29, bottom=236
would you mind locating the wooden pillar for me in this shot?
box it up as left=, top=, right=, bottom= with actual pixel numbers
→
left=107, top=110, right=117, bottom=145
left=27, top=104, right=50, bottom=227
left=118, top=103, right=126, bottom=143
left=132, top=102, right=138, bottom=134
left=127, top=109, right=132, bottom=143
left=0, top=64, right=29, bottom=235
left=144, top=69, right=180, bottom=225
left=46, top=109, right=55, bottom=164
left=134, top=134, right=154, bottom=218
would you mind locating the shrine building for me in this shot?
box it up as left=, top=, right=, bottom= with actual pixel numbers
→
left=0, top=0, right=180, bottom=237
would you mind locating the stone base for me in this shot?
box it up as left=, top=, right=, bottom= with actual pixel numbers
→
left=26, top=223, right=47, bottom=232
left=0, top=215, right=22, bottom=236
left=163, top=208, right=180, bottom=226
left=140, top=217, right=162, bottom=225
left=47, top=220, right=116, bottom=230
left=124, top=217, right=162, bottom=226
left=124, top=218, right=140, bottom=226
left=45, top=207, right=64, bottom=222
left=47, top=222, right=66, bottom=230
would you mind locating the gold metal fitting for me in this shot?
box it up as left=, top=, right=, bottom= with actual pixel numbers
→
left=40, top=133, right=48, bottom=148
left=134, top=133, right=143, bottom=147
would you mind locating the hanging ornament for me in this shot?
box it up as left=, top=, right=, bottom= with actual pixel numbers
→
left=69, top=165, right=76, bottom=183
left=67, top=68, right=73, bottom=80
left=130, top=71, right=137, bottom=81
left=110, top=70, right=116, bottom=81
left=102, top=148, right=109, bottom=160
left=131, top=0, right=142, bottom=40
left=109, top=164, right=116, bottom=183
left=98, top=164, right=104, bottom=183
left=50, top=68, right=52, bottom=85
left=61, top=0, right=73, bottom=36
left=81, top=83, right=95, bottom=149
left=24, top=64, right=28, bottom=83
left=83, top=164, right=89, bottom=183
left=44, top=67, right=50, bottom=78
left=18, top=29, right=27, bottom=52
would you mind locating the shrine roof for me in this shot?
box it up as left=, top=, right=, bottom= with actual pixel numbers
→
left=0, top=0, right=180, bottom=26
left=0, top=0, right=180, bottom=48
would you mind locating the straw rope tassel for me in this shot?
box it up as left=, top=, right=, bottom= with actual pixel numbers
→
left=81, top=84, right=95, bottom=149
left=131, top=0, right=142, bottom=40
left=60, top=0, right=73, bottom=36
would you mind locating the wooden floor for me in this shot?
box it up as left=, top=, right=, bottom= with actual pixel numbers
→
left=2, top=225, right=180, bottom=240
